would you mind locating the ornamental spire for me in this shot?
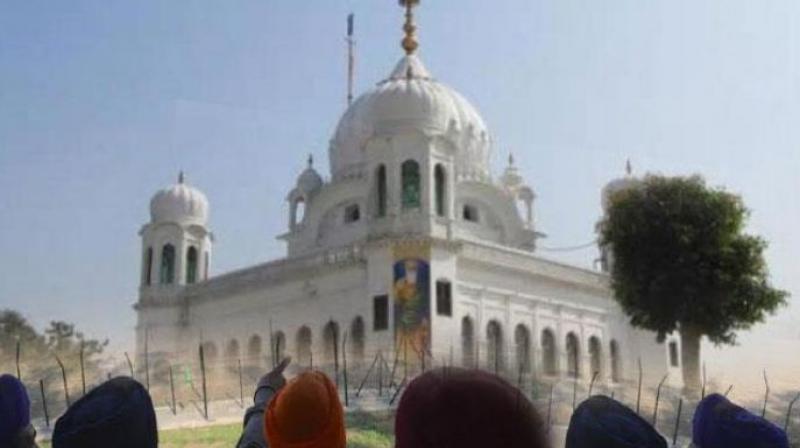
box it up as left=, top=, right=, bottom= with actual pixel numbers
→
left=178, top=170, right=185, bottom=184
left=399, top=0, right=420, bottom=55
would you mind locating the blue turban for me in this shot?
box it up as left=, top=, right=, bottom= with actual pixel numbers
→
left=692, top=393, right=788, bottom=448
left=0, top=374, right=32, bottom=446
left=566, top=395, right=667, bottom=448
left=53, top=376, right=158, bottom=448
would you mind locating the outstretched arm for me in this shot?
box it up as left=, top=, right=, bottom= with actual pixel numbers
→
left=236, top=357, right=291, bottom=448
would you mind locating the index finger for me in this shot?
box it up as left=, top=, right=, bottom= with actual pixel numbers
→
left=275, top=356, right=292, bottom=373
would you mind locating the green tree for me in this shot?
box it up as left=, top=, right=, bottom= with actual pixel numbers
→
left=599, top=175, right=788, bottom=390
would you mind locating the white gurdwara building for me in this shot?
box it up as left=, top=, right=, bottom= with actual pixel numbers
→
left=135, top=9, right=682, bottom=389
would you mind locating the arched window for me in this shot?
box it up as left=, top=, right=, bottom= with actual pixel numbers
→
left=566, top=332, right=580, bottom=378
left=434, top=164, right=446, bottom=217
left=247, top=335, right=262, bottom=367
left=610, top=340, right=621, bottom=382
left=143, top=247, right=153, bottom=285
left=463, top=204, right=479, bottom=223
left=486, top=320, right=504, bottom=372
left=376, top=165, right=387, bottom=217
left=296, top=326, right=313, bottom=367
left=159, top=244, right=176, bottom=285
left=201, top=341, right=218, bottom=366
left=226, top=339, right=240, bottom=361
left=294, top=198, right=306, bottom=225
left=186, top=246, right=198, bottom=284
left=541, top=329, right=557, bottom=376
left=322, top=321, right=340, bottom=366
left=461, top=316, right=475, bottom=367
left=204, top=251, right=209, bottom=280
left=350, top=316, right=365, bottom=364
left=274, top=332, right=286, bottom=361
left=401, top=160, right=421, bottom=209
left=589, top=336, right=603, bottom=377
left=515, top=324, right=531, bottom=373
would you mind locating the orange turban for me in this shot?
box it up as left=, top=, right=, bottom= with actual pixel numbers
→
left=265, top=371, right=346, bottom=448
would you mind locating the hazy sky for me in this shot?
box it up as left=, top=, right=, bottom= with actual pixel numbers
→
left=1, top=0, right=799, bottom=388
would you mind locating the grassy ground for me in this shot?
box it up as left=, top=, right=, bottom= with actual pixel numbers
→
left=38, top=411, right=394, bottom=448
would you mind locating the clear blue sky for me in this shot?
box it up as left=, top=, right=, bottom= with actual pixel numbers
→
left=1, top=0, right=799, bottom=363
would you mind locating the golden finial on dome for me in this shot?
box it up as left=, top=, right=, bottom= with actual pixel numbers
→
left=399, top=0, right=420, bottom=55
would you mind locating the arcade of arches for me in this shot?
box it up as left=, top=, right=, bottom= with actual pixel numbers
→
left=192, top=315, right=621, bottom=383
left=460, top=318, right=621, bottom=381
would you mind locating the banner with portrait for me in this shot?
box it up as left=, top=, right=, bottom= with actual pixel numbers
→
left=392, top=242, right=431, bottom=361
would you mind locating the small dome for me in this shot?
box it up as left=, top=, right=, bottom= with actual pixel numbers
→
left=500, top=154, right=524, bottom=193
left=602, top=163, right=640, bottom=210
left=297, top=161, right=323, bottom=194
left=330, top=55, right=490, bottom=181
left=150, top=173, right=209, bottom=225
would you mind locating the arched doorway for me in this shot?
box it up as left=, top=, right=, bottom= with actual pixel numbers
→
left=566, top=332, right=580, bottom=378
left=296, top=326, right=313, bottom=368
left=610, top=340, right=621, bottom=382
left=247, top=335, right=262, bottom=367
left=486, top=320, right=504, bottom=372
left=322, top=321, right=340, bottom=367
left=461, top=316, right=475, bottom=367
left=514, top=324, right=531, bottom=373
left=541, top=329, right=557, bottom=376
left=589, top=336, right=603, bottom=377
left=274, top=331, right=286, bottom=361
left=350, top=316, right=365, bottom=365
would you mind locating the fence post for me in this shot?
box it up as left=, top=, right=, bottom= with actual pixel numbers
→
left=332, top=320, right=340, bottom=388
left=16, top=339, right=22, bottom=381
left=39, top=379, right=50, bottom=428
left=55, top=355, right=70, bottom=407
left=144, top=329, right=150, bottom=391
left=672, top=398, right=683, bottom=446
left=588, top=370, right=599, bottom=398
left=785, top=392, right=800, bottom=434
left=169, top=365, right=177, bottom=415
left=378, top=352, right=384, bottom=397
left=701, top=362, right=707, bottom=400
left=199, top=344, right=208, bottom=420
left=761, top=369, right=770, bottom=419
left=342, top=332, right=349, bottom=407
left=80, top=341, right=86, bottom=396
left=238, top=358, right=244, bottom=409
left=546, top=383, right=554, bottom=434
left=652, top=373, right=668, bottom=427
left=636, top=357, right=643, bottom=415
left=124, top=352, right=135, bottom=377
left=572, top=377, right=578, bottom=411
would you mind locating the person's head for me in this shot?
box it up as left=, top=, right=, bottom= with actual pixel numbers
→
left=692, top=393, right=788, bottom=448
left=566, top=395, right=666, bottom=448
left=265, top=370, right=345, bottom=448
left=395, top=367, right=549, bottom=448
left=53, top=376, right=157, bottom=448
left=0, top=374, right=37, bottom=448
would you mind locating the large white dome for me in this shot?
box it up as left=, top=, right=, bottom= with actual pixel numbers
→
left=150, top=174, right=209, bottom=226
left=330, top=55, right=491, bottom=181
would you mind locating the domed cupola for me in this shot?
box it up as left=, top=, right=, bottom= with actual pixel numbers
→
left=149, top=172, right=210, bottom=226
left=601, top=160, right=640, bottom=210
left=329, top=2, right=491, bottom=182
left=296, top=155, right=323, bottom=195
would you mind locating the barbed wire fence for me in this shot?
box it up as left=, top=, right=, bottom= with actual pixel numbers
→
left=3, top=337, right=800, bottom=446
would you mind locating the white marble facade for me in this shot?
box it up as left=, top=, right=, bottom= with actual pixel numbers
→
left=135, top=46, right=682, bottom=389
